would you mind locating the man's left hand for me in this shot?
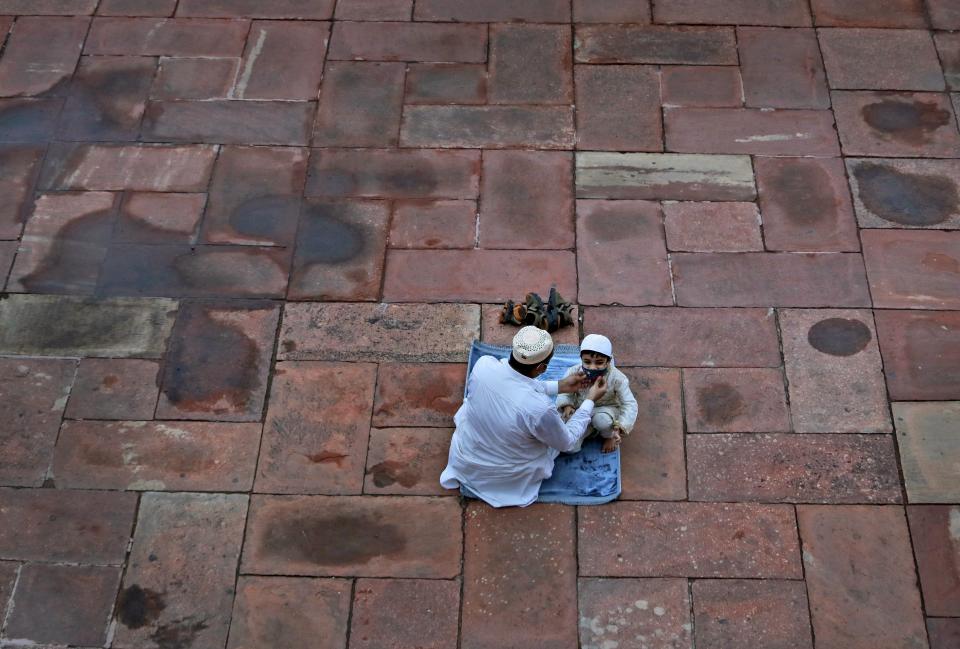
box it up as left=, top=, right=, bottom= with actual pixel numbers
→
left=558, top=370, right=590, bottom=393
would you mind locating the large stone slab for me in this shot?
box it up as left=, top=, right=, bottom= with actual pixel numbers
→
left=86, top=16, right=249, bottom=56
left=575, top=65, right=662, bottom=151
left=401, top=105, right=575, bottom=149
left=100, top=0, right=178, bottom=15
left=907, top=505, right=960, bottom=616
left=405, top=63, right=486, bottom=105
left=58, top=55, right=155, bottom=141
left=414, top=0, right=569, bottom=21
left=0, top=17, right=87, bottom=96
left=351, top=579, right=460, bottom=649
left=390, top=200, right=476, bottom=249
left=372, top=363, right=465, bottom=428
left=811, top=0, right=927, bottom=27
left=313, top=61, right=405, bottom=148
left=692, top=580, right=813, bottom=649
left=663, top=201, right=763, bottom=252
left=233, top=20, right=329, bottom=100
left=0, top=145, right=45, bottom=239
left=0, top=0, right=97, bottom=13
left=846, top=158, right=960, bottom=229
left=665, top=108, right=840, bottom=155
left=875, top=310, right=960, bottom=400
left=661, top=65, right=743, bottom=108
left=862, top=229, right=960, bottom=310
left=0, top=97, right=62, bottom=143
left=682, top=367, right=790, bottom=432
left=142, top=100, right=315, bottom=146
left=579, top=578, right=692, bottom=649
left=574, top=25, right=737, bottom=64
left=819, top=28, right=943, bottom=91
left=929, top=0, right=960, bottom=28
left=738, top=27, right=829, bottom=109
left=894, top=402, right=960, bottom=503
left=929, top=619, right=960, bottom=649
left=151, top=56, right=238, bottom=100
left=329, top=21, right=486, bottom=62
left=653, top=0, right=810, bottom=25
left=176, top=0, right=335, bottom=18
left=832, top=91, right=960, bottom=157
left=489, top=24, right=571, bottom=105
left=364, top=428, right=452, bottom=496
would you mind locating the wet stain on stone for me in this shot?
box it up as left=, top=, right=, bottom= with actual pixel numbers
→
left=18, top=208, right=115, bottom=293
left=860, top=99, right=951, bottom=145
left=696, top=382, right=746, bottom=426
left=305, top=451, right=349, bottom=466
left=296, top=203, right=366, bottom=265
left=117, top=584, right=166, bottom=629
left=807, top=318, right=872, bottom=356
left=151, top=618, right=208, bottom=649
left=226, top=194, right=301, bottom=243
left=853, top=162, right=957, bottom=226
left=922, top=252, right=959, bottom=274
left=766, top=163, right=833, bottom=225
left=261, top=513, right=407, bottom=566
left=59, top=64, right=155, bottom=140
left=369, top=460, right=420, bottom=488
left=101, top=374, right=119, bottom=388
left=281, top=340, right=296, bottom=353
left=318, top=167, right=439, bottom=197
left=0, top=97, right=62, bottom=143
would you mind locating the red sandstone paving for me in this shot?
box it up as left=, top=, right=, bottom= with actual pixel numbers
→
left=846, top=157, right=960, bottom=230
left=175, top=0, right=335, bottom=18
left=0, top=0, right=98, bottom=14
left=0, top=145, right=45, bottom=239
left=578, top=578, right=692, bottom=649
left=907, top=505, right=960, bottom=616
left=480, top=303, right=580, bottom=346
left=329, top=22, right=486, bottom=63
left=936, top=33, right=960, bottom=91
left=86, top=17, right=249, bottom=57
left=390, top=200, right=476, bottom=249
left=862, top=229, right=960, bottom=310
left=575, top=65, right=662, bottom=151
left=58, top=55, right=155, bottom=142
left=798, top=505, right=928, bottom=649
left=405, top=63, right=486, bottom=105
left=0, top=561, right=16, bottom=620
left=819, top=28, right=944, bottom=91
left=929, top=619, right=960, bottom=649
left=929, top=0, right=960, bottom=29
left=0, top=240, right=15, bottom=288
left=0, top=17, right=87, bottom=96
left=574, top=25, right=737, bottom=65
left=414, top=0, right=569, bottom=22
left=0, top=97, right=62, bottom=143
left=151, top=56, right=239, bottom=100
left=489, top=24, right=572, bottom=105
left=682, top=368, right=790, bottom=432
left=738, top=27, right=829, bottom=109
left=661, top=65, right=743, bottom=108
left=653, top=0, right=811, bottom=25
left=142, top=100, right=315, bottom=146
left=811, top=0, right=927, bottom=27
left=314, top=61, right=405, bottom=148
left=663, top=201, right=763, bottom=252
left=401, top=105, right=576, bottom=149
left=234, top=21, right=329, bottom=101
left=335, top=0, right=412, bottom=20
left=893, top=402, right=960, bottom=503
left=64, top=357, right=159, bottom=420
left=665, top=108, right=840, bottom=156
left=351, top=579, right=460, bottom=649
left=574, top=0, right=650, bottom=22
left=116, top=192, right=206, bottom=244
left=364, top=428, right=452, bottom=496
left=692, top=580, right=813, bottom=649
left=875, top=310, right=960, bottom=400
left=373, top=363, right=465, bottom=428
left=99, top=0, right=178, bottom=16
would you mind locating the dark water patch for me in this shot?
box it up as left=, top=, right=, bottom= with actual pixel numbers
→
left=226, top=194, right=301, bottom=243
left=117, top=585, right=166, bottom=629
left=808, top=318, right=872, bottom=356
left=260, top=512, right=407, bottom=566
left=861, top=99, right=951, bottom=145
left=766, top=162, right=833, bottom=225
left=853, top=162, right=957, bottom=226
left=0, top=98, right=62, bottom=143
left=696, top=382, right=746, bottom=426
left=59, top=62, right=155, bottom=141
left=296, top=202, right=367, bottom=265
left=369, top=460, right=420, bottom=488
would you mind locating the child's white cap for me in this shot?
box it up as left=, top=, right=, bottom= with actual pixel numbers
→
left=581, top=334, right=613, bottom=359
left=512, top=326, right=554, bottom=365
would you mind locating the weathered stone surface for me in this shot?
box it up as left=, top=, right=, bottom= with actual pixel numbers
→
left=55, top=421, right=261, bottom=491
left=364, top=428, right=451, bottom=496
left=692, top=580, right=813, bottom=649
left=574, top=0, right=651, bottom=22
left=0, top=561, right=16, bottom=623
left=688, top=434, right=902, bottom=503
left=351, top=579, right=460, bottom=649
left=373, top=363, right=465, bottom=427
left=227, top=577, right=351, bottom=649
left=257, top=362, right=376, bottom=495
left=401, top=105, right=575, bottom=149
left=575, top=65, right=662, bottom=151
left=738, top=27, right=829, bottom=109
left=0, top=17, right=87, bottom=96
left=0, top=145, right=45, bottom=239
left=462, top=503, right=577, bottom=649
left=584, top=307, right=781, bottom=367
left=335, top=0, right=411, bottom=20
left=781, top=309, right=891, bottom=433
left=661, top=65, right=743, bottom=107
left=414, top=0, right=569, bottom=22
left=579, top=578, right=692, bottom=649
left=862, top=229, right=960, bottom=310
left=576, top=152, right=756, bottom=201
left=819, top=28, right=944, bottom=90
left=811, top=0, right=926, bottom=27
left=929, top=0, right=960, bottom=29
left=894, top=402, right=960, bottom=503
left=847, top=158, right=960, bottom=229
left=875, top=310, right=960, bottom=400
left=117, top=192, right=206, bottom=243
left=907, top=505, right=960, bottom=616
left=0, top=0, right=97, bottom=13
left=65, top=358, right=159, bottom=420
left=0, top=240, right=15, bottom=287
left=405, top=64, right=486, bottom=105
left=579, top=502, right=801, bottom=577
left=935, top=33, right=960, bottom=91
left=390, top=200, right=476, bottom=249
left=929, top=619, right=960, bottom=649
left=152, top=56, right=238, bottom=100
left=683, top=368, right=789, bottom=432
left=480, top=303, right=580, bottom=346
left=233, top=20, right=329, bottom=100
left=832, top=91, right=960, bottom=157
left=86, top=17, right=249, bottom=56
left=243, top=495, right=462, bottom=577
left=798, top=505, right=928, bottom=649
left=142, top=100, right=314, bottom=146
left=665, top=108, right=840, bottom=155
left=0, top=97, right=62, bottom=143
left=114, top=492, right=247, bottom=649
left=329, top=21, right=486, bottom=62
left=653, top=0, right=810, bottom=25
left=176, top=0, right=334, bottom=18
left=663, top=201, right=763, bottom=252
left=489, top=24, right=572, bottom=105
left=279, top=302, right=479, bottom=362
left=57, top=55, right=155, bottom=141
left=575, top=25, right=737, bottom=64
left=99, top=0, right=178, bottom=15
left=576, top=200, right=672, bottom=306
left=313, top=61, right=405, bottom=147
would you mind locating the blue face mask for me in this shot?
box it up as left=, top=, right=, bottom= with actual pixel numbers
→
left=583, top=366, right=608, bottom=383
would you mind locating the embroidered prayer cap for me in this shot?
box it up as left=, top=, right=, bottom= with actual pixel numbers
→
left=512, top=326, right=554, bottom=365
left=581, top=334, right=613, bottom=360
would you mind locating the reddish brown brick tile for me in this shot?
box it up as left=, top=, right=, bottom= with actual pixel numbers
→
left=811, top=0, right=926, bottom=26
left=799, top=505, right=927, bottom=648
left=114, top=492, right=247, bottom=649
left=0, top=145, right=44, bottom=239
left=908, top=506, right=960, bottom=616
left=0, top=97, right=62, bottom=143
left=364, top=428, right=451, bottom=496
left=663, top=201, right=762, bottom=252
left=0, top=241, right=15, bottom=288
left=579, top=502, right=801, bottom=577
left=352, top=579, right=459, bottom=649
left=414, top=0, right=568, bottom=21
left=654, top=0, right=811, bottom=25
left=243, top=495, right=462, bottom=577
left=5, top=564, right=120, bottom=646
left=463, top=503, right=577, bottom=649
left=693, top=580, right=813, bottom=649
left=683, top=368, right=789, bottom=432
left=176, top=0, right=334, bottom=18
left=116, top=192, right=205, bottom=243
left=0, top=0, right=97, bottom=13
left=405, top=63, right=486, bottom=104
left=688, top=434, right=902, bottom=503
left=661, top=65, right=742, bottom=108
left=936, top=33, right=960, bottom=91
left=833, top=91, right=960, bottom=157
left=574, top=0, right=650, bottom=22
left=142, top=100, right=315, bottom=146
left=233, top=20, right=328, bottom=100
left=373, top=363, right=465, bottom=427
left=781, top=308, right=891, bottom=433
left=929, top=619, right=960, bottom=649
left=329, top=22, right=486, bottom=62
left=55, top=420, right=261, bottom=491
left=335, top=0, right=411, bottom=20
left=383, top=249, right=576, bottom=302
left=820, top=28, right=944, bottom=90
left=579, top=578, right=692, bottom=648
left=929, top=0, right=960, bottom=29
left=480, top=303, right=580, bottom=346
left=577, top=200, right=672, bottom=306
left=391, top=200, right=475, bottom=249
left=279, top=302, right=479, bottom=362
left=863, top=229, right=960, bottom=309
left=57, top=55, right=155, bottom=141
left=306, top=148, right=480, bottom=199
left=738, top=27, right=829, bottom=109
left=875, top=310, right=960, bottom=400
left=574, top=25, right=737, bottom=64
left=489, top=24, right=572, bottom=105
left=0, top=16, right=9, bottom=39
left=401, top=105, right=575, bottom=149
left=575, top=65, right=661, bottom=151
left=314, top=61, right=405, bottom=147
left=64, top=358, right=158, bottom=419
left=152, top=56, right=239, bottom=100
left=86, top=17, right=249, bottom=56
left=665, top=108, right=840, bottom=155
left=99, top=0, right=177, bottom=15
left=0, top=17, right=87, bottom=96
left=894, top=402, right=960, bottom=503
left=156, top=301, right=279, bottom=421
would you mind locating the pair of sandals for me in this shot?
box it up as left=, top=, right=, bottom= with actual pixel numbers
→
left=500, top=288, right=575, bottom=333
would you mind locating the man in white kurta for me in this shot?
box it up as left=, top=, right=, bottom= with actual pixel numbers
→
left=440, top=327, right=606, bottom=508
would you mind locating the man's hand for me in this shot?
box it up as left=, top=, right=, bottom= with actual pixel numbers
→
left=558, top=370, right=590, bottom=394
left=586, top=375, right=608, bottom=402
left=559, top=405, right=575, bottom=421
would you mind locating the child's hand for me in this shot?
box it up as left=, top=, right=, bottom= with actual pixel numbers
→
left=559, top=405, right=575, bottom=421
left=601, top=432, right=621, bottom=454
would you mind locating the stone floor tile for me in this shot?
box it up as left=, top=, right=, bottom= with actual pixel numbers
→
left=0, top=0, right=97, bottom=13
left=313, top=61, right=405, bottom=148
left=0, top=488, right=136, bottom=562
left=227, top=577, right=350, bottom=649
left=233, top=20, right=328, bottom=100
left=462, top=503, right=577, bottom=649
left=99, top=0, right=177, bottom=15
left=577, top=200, right=672, bottom=306
left=156, top=301, right=279, bottom=420
left=0, top=145, right=45, bottom=239
left=489, top=24, right=571, bottom=105
left=306, top=148, right=479, bottom=199
left=373, top=363, right=465, bottom=427
left=142, top=100, right=314, bottom=146
left=113, top=492, right=247, bottom=649
left=928, top=618, right=960, bottom=649
left=819, top=28, right=943, bottom=91
left=329, top=22, right=486, bottom=63
left=86, top=17, right=249, bottom=56
left=574, top=25, right=737, bottom=65
left=688, top=434, right=902, bottom=503
left=151, top=56, right=239, bottom=100
left=279, top=302, right=479, bottom=362
left=0, top=294, right=177, bottom=358
left=64, top=358, right=159, bottom=420
left=683, top=367, right=790, bottom=432
left=5, top=563, right=120, bottom=646
left=862, top=229, right=960, bottom=310
left=480, top=151, right=573, bottom=249
left=894, top=402, right=960, bottom=503
left=243, top=495, right=462, bottom=577
left=663, top=201, right=763, bottom=252
left=480, top=303, right=580, bottom=346
left=576, top=152, right=756, bottom=201
left=692, top=580, right=813, bottom=649
left=578, top=578, right=691, bottom=649
left=54, top=420, right=261, bottom=491
left=405, top=63, right=486, bottom=105
left=781, top=308, right=891, bottom=433
left=57, top=55, right=155, bottom=141
left=390, top=200, right=476, bottom=249
left=0, top=357, right=75, bottom=487
left=579, top=502, right=801, bottom=578
left=665, top=108, right=840, bottom=155
left=618, top=368, right=686, bottom=500
left=364, top=427, right=451, bottom=496
left=672, top=253, right=870, bottom=307
left=798, top=505, right=927, bottom=649
left=739, top=27, right=829, bottom=109
left=833, top=91, right=960, bottom=157
left=573, top=0, right=650, bottom=22
left=176, top=0, right=334, bottom=18
left=575, top=65, right=662, bottom=151
left=929, top=0, right=960, bottom=29
left=401, top=105, right=575, bottom=149
left=584, top=307, right=781, bottom=367
left=414, top=0, right=569, bottom=22
left=0, top=241, right=15, bottom=288
left=875, top=310, right=960, bottom=400
left=0, top=561, right=16, bottom=621
left=0, top=98, right=62, bottom=143
left=755, top=157, right=860, bottom=251
left=289, top=199, right=389, bottom=301
left=383, top=249, right=576, bottom=303
left=811, top=0, right=926, bottom=27
left=201, top=146, right=307, bottom=247
left=351, top=579, right=460, bottom=649
left=661, top=65, right=743, bottom=108
left=907, top=506, right=960, bottom=616
left=936, top=33, right=960, bottom=91
left=335, top=0, right=411, bottom=20
left=0, top=17, right=87, bottom=96
left=847, top=158, right=960, bottom=229
left=116, top=192, right=205, bottom=243
left=653, top=0, right=811, bottom=25
left=256, top=362, right=375, bottom=495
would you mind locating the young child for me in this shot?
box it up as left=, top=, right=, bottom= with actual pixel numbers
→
left=557, top=334, right=638, bottom=453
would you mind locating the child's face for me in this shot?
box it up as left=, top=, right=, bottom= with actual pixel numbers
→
left=581, top=351, right=610, bottom=382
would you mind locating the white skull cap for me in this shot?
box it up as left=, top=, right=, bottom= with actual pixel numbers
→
left=512, top=326, right=554, bottom=365
left=581, top=333, right=613, bottom=360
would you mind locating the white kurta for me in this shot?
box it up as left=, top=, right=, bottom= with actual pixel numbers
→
left=440, top=356, right=595, bottom=508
